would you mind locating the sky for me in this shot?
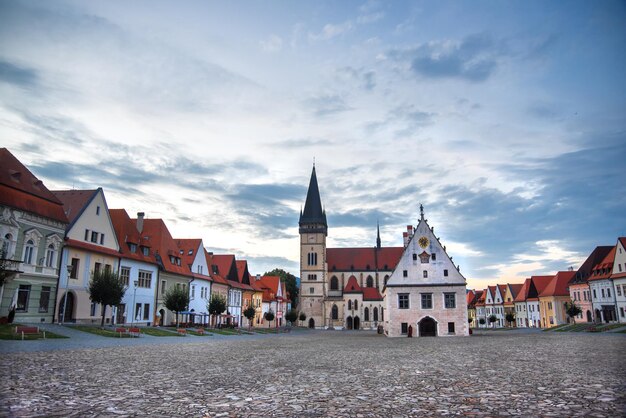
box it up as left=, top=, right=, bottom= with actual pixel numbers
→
left=1, top=0, right=625, bottom=289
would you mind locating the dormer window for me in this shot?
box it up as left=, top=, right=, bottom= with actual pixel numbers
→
left=212, top=265, right=218, bottom=274
left=179, top=249, right=183, bottom=255
left=188, top=249, right=193, bottom=255
left=142, top=246, right=149, bottom=256
left=128, top=243, right=137, bottom=253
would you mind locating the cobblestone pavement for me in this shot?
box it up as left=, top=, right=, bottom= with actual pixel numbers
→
left=1, top=330, right=624, bottom=417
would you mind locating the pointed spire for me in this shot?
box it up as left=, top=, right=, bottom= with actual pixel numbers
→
left=299, top=165, right=327, bottom=234
left=376, top=221, right=381, bottom=249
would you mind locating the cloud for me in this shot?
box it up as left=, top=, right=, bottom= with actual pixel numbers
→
left=390, top=33, right=500, bottom=82
left=0, top=59, right=38, bottom=88
left=270, top=138, right=333, bottom=148
left=357, top=12, right=384, bottom=24
left=303, top=93, right=353, bottom=117
left=260, top=34, right=283, bottom=52
left=336, top=66, right=376, bottom=91
left=309, top=21, right=353, bottom=41
left=365, top=105, right=435, bottom=136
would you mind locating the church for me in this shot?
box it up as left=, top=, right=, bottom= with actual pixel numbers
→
left=298, top=166, right=469, bottom=337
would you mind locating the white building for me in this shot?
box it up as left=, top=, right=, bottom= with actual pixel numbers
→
left=178, top=238, right=212, bottom=325
left=612, top=238, right=626, bottom=323
left=384, top=206, right=469, bottom=337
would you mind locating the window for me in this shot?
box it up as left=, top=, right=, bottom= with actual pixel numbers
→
left=401, top=322, right=408, bottom=334
left=307, top=252, right=318, bottom=266
left=129, top=243, right=137, bottom=253
left=448, top=322, right=455, bottom=334
left=120, top=267, right=131, bottom=286
left=331, top=305, right=338, bottom=320
left=348, top=300, right=352, bottom=310
left=593, top=289, right=597, bottom=298
left=142, top=246, right=149, bottom=256
left=137, top=270, right=152, bottom=289
left=431, top=253, right=436, bottom=261
left=90, top=302, right=97, bottom=317
left=94, top=262, right=102, bottom=275
left=84, top=229, right=90, bottom=241
left=601, top=289, right=605, bottom=298
left=617, top=286, right=622, bottom=297
left=398, top=293, right=409, bottom=309
left=70, top=258, right=80, bottom=279
left=413, top=253, right=417, bottom=260
left=364, top=307, right=369, bottom=321
left=444, top=269, right=448, bottom=277
left=39, top=286, right=51, bottom=313
left=421, top=293, right=433, bottom=309
left=191, top=285, right=195, bottom=298
left=23, top=239, right=35, bottom=264
left=45, top=244, right=55, bottom=267
left=96, top=206, right=101, bottom=215
left=354, top=300, right=358, bottom=310
left=444, top=293, right=456, bottom=309
left=308, top=274, right=317, bottom=281
left=135, top=303, right=141, bottom=320
left=143, top=304, right=150, bottom=320
left=330, top=276, right=338, bottom=290
left=161, top=280, right=167, bottom=294
left=100, top=234, right=105, bottom=245
left=373, top=307, right=378, bottom=321
left=366, top=276, right=374, bottom=288
left=91, top=231, right=99, bottom=243
left=309, top=287, right=314, bottom=294
left=16, top=285, right=31, bottom=311
left=423, top=270, right=428, bottom=278
left=403, top=270, right=408, bottom=277
left=607, top=288, right=611, bottom=298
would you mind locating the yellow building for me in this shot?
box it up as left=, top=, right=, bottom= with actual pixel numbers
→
left=539, top=271, right=575, bottom=328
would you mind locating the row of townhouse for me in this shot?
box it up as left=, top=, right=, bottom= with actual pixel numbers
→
left=0, top=148, right=291, bottom=327
left=467, top=237, right=626, bottom=328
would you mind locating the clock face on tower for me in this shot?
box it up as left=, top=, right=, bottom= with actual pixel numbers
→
left=418, top=236, right=429, bottom=249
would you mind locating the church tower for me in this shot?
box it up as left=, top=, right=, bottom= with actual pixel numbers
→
left=299, top=165, right=327, bottom=329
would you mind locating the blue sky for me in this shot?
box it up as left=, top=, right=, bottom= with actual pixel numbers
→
left=0, top=0, right=624, bottom=288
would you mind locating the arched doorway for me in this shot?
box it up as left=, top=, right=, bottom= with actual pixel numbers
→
left=353, top=316, right=360, bottom=330
left=586, top=310, right=592, bottom=322
left=595, top=309, right=602, bottom=323
left=308, top=318, right=315, bottom=328
left=346, top=316, right=353, bottom=330
left=159, top=309, right=165, bottom=326
left=58, top=292, right=75, bottom=322
left=418, top=317, right=437, bottom=337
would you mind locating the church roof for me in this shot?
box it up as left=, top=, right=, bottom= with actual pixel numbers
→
left=299, top=166, right=327, bottom=227
left=327, top=247, right=403, bottom=272
left=362, top=287, right=384, bottom=301
left=343, top=276, right=362, bottom=293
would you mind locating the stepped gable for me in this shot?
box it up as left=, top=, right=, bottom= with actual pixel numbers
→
left=327, top=247, right=403, bottom=272
left=570, top=245, right=614, bottom=284
left=343, top=276, right=363, bottom=294
left=539, top=271, right=576, bottom=297
left=588, top=246, right=616, bottom=282
left=141, top=218, right=192, bottom=277
left=0, top=148, right=67, bottom=223
left=514, top=279, right=532, bottom=303
left=109, top=209, right=156, bottom=264
left=52, top=189, right=98, bottom=226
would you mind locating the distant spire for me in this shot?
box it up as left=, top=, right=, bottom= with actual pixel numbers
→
left=376, top=221, right=381, bottom=249
left=299, top=164, right=327, bottom=234
left=419, top=203, right=425, bottom=221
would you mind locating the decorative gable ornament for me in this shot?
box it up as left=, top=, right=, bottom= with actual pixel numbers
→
left=419, top=251, right=430, bottom=264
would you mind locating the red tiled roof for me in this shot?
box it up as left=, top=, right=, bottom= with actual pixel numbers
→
left=0, top=149, right=67, bottom=223
left=64, top=238, right=121, bottom=258
left=344, top=275, right=362, bottom=293
left=176, top=238, right=202, bottom=269
left=539, top=271, right=576, bottom=297
left=588, top=246, right=616, bottom=282
left=256, top=275, right=282, bottom=301
left=527, top=275, right=554, bottom=300
left=505, top=283, right=523, bottom=302
left=514, top=279, right=532, bottom=303
left=52, top=189, right=98, bottom=226
left=236, top=260, right=252, bottom=286
left=327, top=247, right=403, bottom=271
left=141, top=218, right=192, bottom=277
left=109, top=209, right=158, bottom=265
left=475, top=290, right=486, bottom=306
left=362, top=287, right=383, bottom=301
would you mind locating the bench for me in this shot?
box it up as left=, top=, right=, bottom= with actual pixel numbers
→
left=176, top=328, right=187, bottom=336
left=15, top=326, right=45, bottom=340
left=128, top=327, right=141, bottom=337
left=115, top=327, right=129, bottom=337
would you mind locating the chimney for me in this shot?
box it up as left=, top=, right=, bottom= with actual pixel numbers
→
left=137, top=212, right=145, bottom=234
left=403, top=232, right=409, bottom=248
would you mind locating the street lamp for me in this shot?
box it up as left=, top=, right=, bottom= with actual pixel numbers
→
left=60, top=264, right=72, bottom=325
left=131, top=280, right=138, bottom=326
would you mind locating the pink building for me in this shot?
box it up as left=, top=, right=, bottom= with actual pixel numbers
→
left=567, top=246, right=613, bottom=323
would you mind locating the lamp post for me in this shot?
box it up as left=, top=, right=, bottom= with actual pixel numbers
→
left=131, top=280, right=138, bottom=326
left=60, top=264, right=72, bottom=325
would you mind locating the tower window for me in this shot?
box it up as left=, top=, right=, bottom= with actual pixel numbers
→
left=307, top=252, right=317, bottom=266
left=444, top=269, right=448, bottom=277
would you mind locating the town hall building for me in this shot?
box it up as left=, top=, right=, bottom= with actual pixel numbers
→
left=298, top=166, right=469, bottom=337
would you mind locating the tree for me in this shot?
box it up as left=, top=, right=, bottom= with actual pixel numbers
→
left=88, top=269, right=126, bottom=327
left=285, top=309, right=298, bottom=325
left=298, top=311, right=306, bottom=326
left=478, top=318, right=486, bottom=325
left=243, top=305, right=256, bottom=328
left=164, top=286, right=189, bottom=327
left=264, top=310, right=275, bottom=328
left=565, top=301, right=582, bottom=324
left=488, top=314, right=497, bottom=328
left=505, top=312, right=515, bottom=326
left=207, top=293, right=227, bottom=327
left=264, top=268, right=299, bottom=308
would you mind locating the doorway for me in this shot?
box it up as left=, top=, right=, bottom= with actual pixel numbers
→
left=308, top=318, right=315, bottom=328
left=58, top=292, right=75, bottom=322
left=353, top=316, right=360, bottom=330
left=346, top=316, right=353, bottom=330
left=418, top=317, right=437, bottom=337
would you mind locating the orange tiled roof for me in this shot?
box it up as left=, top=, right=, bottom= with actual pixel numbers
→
left=141, top=218, right=192, bottom=277
left=52, top=189, right=98, bottom=226
left=327, top=247, right=403, bottom=271
left=64, top=238, right=121, bottom=258
left=514, top=279, right=532, bottom=303
left=539, top=271, right=576, bottom=297
left=0, top=148, right=67, bottom=223
left=526, top=275, right=554, bottom=300
left=176, top=238, right=203, bottom=269
left=362, top=287, right=383, bottom=301
left=109, top=209, right=158, bottom=265
left=344, top=275, right=362, bottom=293
left=588, top=246, right=616, bottom=282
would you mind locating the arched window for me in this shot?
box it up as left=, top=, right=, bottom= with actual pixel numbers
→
left=23, top=239, right=35, bottom=264
left=364, top=307, right=369, bottom=321
left=331, top=304, right=338, bottom=320
left=373, top=307, right=379, bottom=321
left=307, top=252, right=318, bottom=265
left=45, top=244, right=55, bottom=267
left=366, top=276, right=374, bottom=288
left=330, top=276, right=339, bottom=290
left=354, top=300, right=358, bottom=310
left=348, top=300, right=352, bottom=310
